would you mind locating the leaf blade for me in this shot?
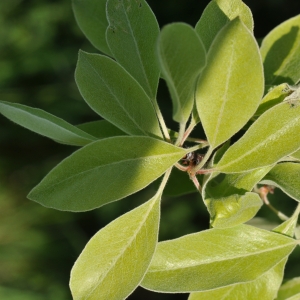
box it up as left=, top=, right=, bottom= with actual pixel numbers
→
left=28, top=136, right=186, bottom=212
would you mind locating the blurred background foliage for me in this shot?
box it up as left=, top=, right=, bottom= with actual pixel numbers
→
left=0, top=0, right=300, bottom=299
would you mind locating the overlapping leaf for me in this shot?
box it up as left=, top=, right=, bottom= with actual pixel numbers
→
left=75, top=51, right=162, bottom=138
left=72, top=0, right=112, bottom=55
left=157, top=23, right=206, bottom=123
left=277, top=277, right=300, bottom=300
left=261, top=162, right=300, bottom=202
left=196, top=18, right=264, bottom=149
left=195, top=0, right=253, bottom=50
left=260, top=15, right=300, bottom=88
left=216, top=102, right=300, bottom=173
left=141, top=224, right=296, bottom=292
left=106, top=0, right=160, bottom=99
left=0, top=101, right=96, bottom=146
left=28, top=136, right=187, bottom=211
left=70, top=193, right=161, bottom=300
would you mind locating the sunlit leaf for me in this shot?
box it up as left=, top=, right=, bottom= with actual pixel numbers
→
left=72, top=0, right=112, bottom=55
left=28, top=136, right=187, bottom=212
left=75, top=51, right=162, bottom=138
left=70, top=193, right=160, bottom=300
left=0, top=101, right=96, bottom=146
left=260, top=15, right=300, bottom=88
left=77, top=120, right=127, bottom=139
left=158, top=23, right=206, bottom=123
left=277, top=277, right=300, bottom=300
left=106, top=0, right=160, bottom=100
left=189, top=258, right=287, bottom=300
left=195, top=0, right=253, bottom=50
left=261, top=162, right=300, bottom=202
left=196, top=18, right=264, bottom=149
left=141, top=224, right=296, bottom=292
left=216, top=102, right=300, bottom=173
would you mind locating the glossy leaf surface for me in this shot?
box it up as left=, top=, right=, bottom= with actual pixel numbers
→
left=72, top=0, right=112, bottom=55
left=77, top=120, right=127, bottom=139
left=28, top=136, right=186, bottom=211
left=157, top=23, right=206, bottom=123
left=0, top=101, right=96, bottom=146
left=106, top=0, right=160, bottom=99
left=70, top=193, right=161, bottom=300
left=141, top=224, right=296, bottom=292
left=75, top=51, right=162, bottom=138
left=196, top=18, right=264, bottom=149
left=195, top=0, right=253, bottom=50
left=261, top=162, right=300, bottom=202
left=216, top=102, right=300, bottom=173
left=188, top=258, right=287, bottom=300
left=260, top=15, right=300, bottom=88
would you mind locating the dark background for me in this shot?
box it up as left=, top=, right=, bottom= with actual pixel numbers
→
left=0, top=0, right=300, bottom=299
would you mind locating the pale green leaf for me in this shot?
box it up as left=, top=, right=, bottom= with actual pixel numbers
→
left=72, top=0, right=112, bottom=55
left=70, top=193, right=160, bottom=300
left=216, top=102, right=300, bottom=173
left=141, top=224, right=296, bottom=292
left=28, top=136, right=186, bottom=212
left=196, top=18, right=264, bottom=149
left=291, top=149, right=300, bottom=160
left=75, top=51, right=162, bottom=139
left=255, top=83, right=291, bottom=117
left=260, top=15, right=300, bottom=88
left=277, top=277, right=300, bottom=300
left=77, top=120, right=127, bottom=139
left=106, top=0, right=160, bottom=100
left=189, top=258, right=287, bottom=300
left=206, top=192, right=262, bottom=229
left=195, top=0, right=253, bottom=51
left=158, top=23, right=206, bottom=123
left=261, top=163, right=300, bottom=202
left=0, top=101, right=96, bottom=146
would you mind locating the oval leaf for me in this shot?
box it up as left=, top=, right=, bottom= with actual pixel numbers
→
left=206, top=192, right=262, bottom=229
left=196, top=18, right=264, bottom=149
left=141, top=224, right=296, bottom=293
left=70, top=193, right=160, bottom=300
left=195, top=0, right=253, bottom=51
left=158, top=23, right=206, bottom=123
left=277, top=277, right=300, bottom=300
left=261, top=162, right=300, bottom=202
left=75, top=51, right=162, bottom=138
left=188, top=258, right=287, bottom=300
left=72, top=0, right=112, bottom=55
left=216, top=102, right=300, bottom=173
left=260, top=15, right=300, bottom=88
left=0, top=101, right=96, bottom=146
left=28, top=136, right=186, bottom=212
left=106, top=0, right=160, bottom=100
left=77, top=120, right=127, bottom=139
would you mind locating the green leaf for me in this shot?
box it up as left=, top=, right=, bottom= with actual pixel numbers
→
left=0, top=101, right=96, bottom=146
left=277, top=277, right=300, bottom=300
left=75, top=51, right=162, bottom=139
left=28, top=136, right=186, bottom=212
left=254, top=83, right=291, bottom=117
left=195, top=0, right=253, bottom=51
left=157, top=23, right=206, bottom=123
left=72, top=0, right=112, bottom=55
left=188, top=258, right=287, bottom=300
left=141, top=224, right=296, bottom=293
left=216, top=102, right=300, bottom=173
left=206, top=192, right=262, bottom=229
left=70, top=193, right=160, bottom=300
left=260, top=15, right=300, bottom=88
left=196, top=18, right=264, bottom=149
left=106, top=0, right=160, bottom=100
left=261, top=163, right=300, bottom=202
left=77, top=120, right=127, bottom=139
left=291, top=149, right=300, bottom=160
